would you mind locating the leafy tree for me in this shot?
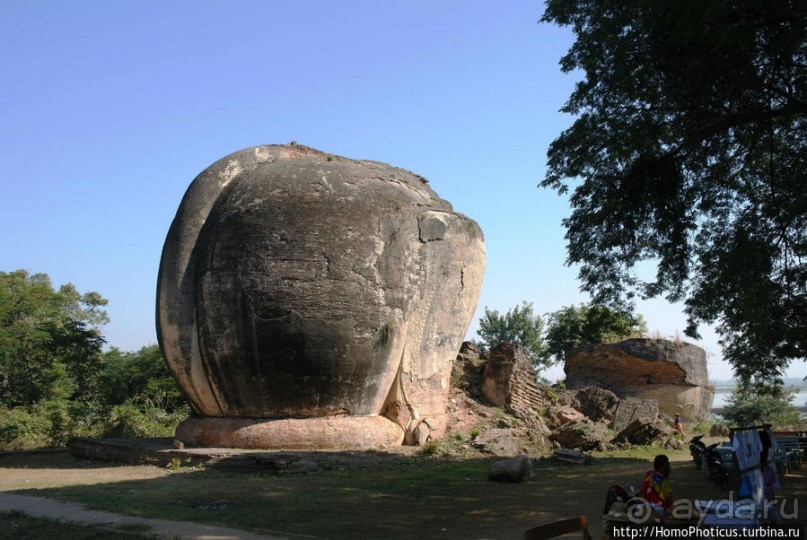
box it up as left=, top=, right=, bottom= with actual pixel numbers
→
left=720, top=386, right=803, bottom=429
left=477, top=301, right=549, bottom=369
left=0, top=270, right=108, bottom=408
left=544, top=304, right=647, bottom=363
left=0, top=270, right=190, bottom=449
left=100, top=345, right=186, bottom=412
left=540, top=0, right=806, bottom=390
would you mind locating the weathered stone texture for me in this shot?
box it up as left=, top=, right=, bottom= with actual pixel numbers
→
left=472, top=428, right=523, bottom=457
left=549, top=406, right=586, bottom=425
left=550, top=418, right=610, bottom=451
left=481, top=343, right=546, bottom=411
left=158, top=144, right=485, bottom=448
left=488, top=455, right=533, bottom=483
left=614, top=414, right=676, bottom=446
left=710, top=423, right=731, bottom=437
left=175, top=416, right=405, bottom=450
left=573, top=386, right=620, bottom=424
left=612, top=397, right=659, bottom=432
left=564, top=338, right=715, bottom=421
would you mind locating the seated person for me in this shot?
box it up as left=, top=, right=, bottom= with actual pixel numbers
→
left=642, top=454, right=673, bottom=516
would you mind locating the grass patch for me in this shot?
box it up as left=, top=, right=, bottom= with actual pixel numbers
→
left=30, top=460, right=511, bottom=539
left=591, top=444, right=690, bottom=461
left=0, top=511, right=159, bottom=539
left=4, top=448, right=750, bottom=539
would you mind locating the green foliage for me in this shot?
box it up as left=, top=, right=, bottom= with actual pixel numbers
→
left=720, top=388, right=804, bottom=429
left=477, top=301, right=549, bottom=369
left=691, top=421, right=712, bottom=435
left=0, top=406, right=51, bottom=450
left=416, top=440, right=444, bottom=457
left=0, top=511, right=163, bottom=540
left=105, top=401, right=188, bottom=439
left=100, top=345, right=186, bottom=412
left=540, top=0, right=807, bottom=388
left=544, top=304, right=647, bottom=363
left=0, top=398, right=189, bottom=449
left=167, top=456, right=195, bottom=471
left=0, top=270, right=189, bottom=450
left=0, top=270, right=108, bottom=408
left=97, top=345, right=189, bottom=439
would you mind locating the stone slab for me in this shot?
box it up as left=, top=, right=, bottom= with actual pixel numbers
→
left=175, top=415, right=405, bottom=450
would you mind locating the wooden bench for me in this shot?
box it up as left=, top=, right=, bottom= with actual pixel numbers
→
left=524, top=516, right=592, bottom=540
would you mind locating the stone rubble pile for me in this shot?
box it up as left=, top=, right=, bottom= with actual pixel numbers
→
left=452, top=339, right=692, bottom=457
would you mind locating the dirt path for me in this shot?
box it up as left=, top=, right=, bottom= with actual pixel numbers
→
left=0, top=449, right=320, bottom=539
left=0, top=492, right=314, bottom=540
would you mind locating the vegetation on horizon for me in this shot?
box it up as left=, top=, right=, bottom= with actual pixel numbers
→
left=477, top=301, right=646, bottom=371
left=0, top=270, right=187, bottom=450
left=719, top=386, right=804, bottom=429
left=544, top=303, right=647, bottom=364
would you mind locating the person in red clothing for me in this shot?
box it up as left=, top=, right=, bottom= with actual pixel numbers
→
left=642, top=454, right=673, bottom=516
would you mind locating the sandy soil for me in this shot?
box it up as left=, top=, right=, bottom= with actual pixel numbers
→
left=0, top=450, right=171, bottom=491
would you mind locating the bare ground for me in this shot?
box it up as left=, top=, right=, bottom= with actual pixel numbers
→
left=0, top=445, right=804, bottom=539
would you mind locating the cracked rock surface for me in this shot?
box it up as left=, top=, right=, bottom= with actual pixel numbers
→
left=564, top=338, right=714, bottom=421
left=157, top=144, right=485, bottom=446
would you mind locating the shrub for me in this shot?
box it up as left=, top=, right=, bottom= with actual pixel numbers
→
left=103, top=400, right=189, bottom=438
left=0, top=407, right=50, bottom=450
left=417, top=441, right=443, bottom=457
left=720, top=390, right=803, bottom=429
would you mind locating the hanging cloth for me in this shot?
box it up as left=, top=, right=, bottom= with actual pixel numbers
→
left=761, top=429, right=781, bottom=500
left=732, top=429, right=764, bottom=505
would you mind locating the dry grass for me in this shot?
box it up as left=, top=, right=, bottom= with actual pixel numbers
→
left=6, top=445, right=803, bottom=539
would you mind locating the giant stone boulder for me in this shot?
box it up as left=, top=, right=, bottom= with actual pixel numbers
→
left=551, top=418, right=610, bottom=452
left=157, top=144, right=486, bottom=449
left=565, top=338, right=714, bottom=422
left=572, top=386, right=620, bottom=424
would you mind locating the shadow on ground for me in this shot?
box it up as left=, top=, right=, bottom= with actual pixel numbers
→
left=1, top=448, right=804, bottom=539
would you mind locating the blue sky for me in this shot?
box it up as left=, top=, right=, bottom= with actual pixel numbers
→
left=1, top=1, right=802, bottom=382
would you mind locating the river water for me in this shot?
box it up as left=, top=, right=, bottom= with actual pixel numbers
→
left=711, top=389, right=807, bottom=412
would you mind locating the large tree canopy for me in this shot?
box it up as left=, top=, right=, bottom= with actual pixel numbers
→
left=0, top=270, right=108, bottom=408
left=541, top=0, right=806, bottom=389
left=477, top=301, right=549, bottom=370
left=0, top=270, right=191, bottom=449
left=544, top=304, right=647, bottom=364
